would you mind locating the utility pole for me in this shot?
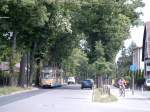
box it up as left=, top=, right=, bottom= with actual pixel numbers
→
left=132, top=71, right=135, bottom=95
left=130, top=64, right=137, bottom=95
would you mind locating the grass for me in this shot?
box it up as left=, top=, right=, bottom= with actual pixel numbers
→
left=93, top=88, right=118, bottom=103
left=0, top=86, right=31, bottom=96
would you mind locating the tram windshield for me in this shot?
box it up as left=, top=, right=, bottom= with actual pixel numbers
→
left=43, top=73, right=52, bottom=79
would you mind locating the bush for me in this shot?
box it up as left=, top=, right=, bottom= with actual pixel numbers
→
left=93, top=88, right=117, bottom=103
left=0, top=71, right=19, bottom=86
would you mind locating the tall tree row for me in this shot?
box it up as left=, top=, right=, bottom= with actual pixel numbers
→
left=0, top=0, right=144, bottom=87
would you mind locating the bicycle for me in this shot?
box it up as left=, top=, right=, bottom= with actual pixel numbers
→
left=119, top=85, right=125, bottom=97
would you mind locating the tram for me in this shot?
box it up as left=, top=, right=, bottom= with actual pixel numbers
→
left=40, top=66, right=63, bottom=87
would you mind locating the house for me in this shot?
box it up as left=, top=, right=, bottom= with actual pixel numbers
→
left=0, top=62, right=9, bottom=71
left=142, top=21, right=150, bottom=78
left=133, top=47, right=144, bottom=70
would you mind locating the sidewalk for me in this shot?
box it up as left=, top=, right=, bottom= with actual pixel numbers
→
left=110, top=85, right=150, bottom=111
left=110, top=86, right=150, bottom=100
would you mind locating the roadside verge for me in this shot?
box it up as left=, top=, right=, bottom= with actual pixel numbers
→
left=0, top=86, right=39, bottom=97
left=93, top=88, right=118, bottom=103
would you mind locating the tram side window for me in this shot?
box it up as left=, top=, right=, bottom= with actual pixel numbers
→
left=52, top=73, right=54, bottom=78
left=56, top=73, right=61, bottom=77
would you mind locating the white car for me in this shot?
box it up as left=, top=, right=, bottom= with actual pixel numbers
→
left=144, top=79, right=150, bottom=90
left=67, top=77, right=75, bottom=84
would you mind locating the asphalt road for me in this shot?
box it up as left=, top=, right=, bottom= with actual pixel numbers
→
left=0, top=84, right=150, bottom=112
left=0, top=88, right=50, bottom=106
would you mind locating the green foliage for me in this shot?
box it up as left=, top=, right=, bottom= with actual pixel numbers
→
left=62, top=48, right=88, bottom=76
left=0, top=0, right=144, bottom=85
left=117, top=42, right=137, bottom=76
left=73, top=0, right=144, bottom=63
left=135, top=69, right=144, bottom=81
left=94, top=58, right=114, bottom=76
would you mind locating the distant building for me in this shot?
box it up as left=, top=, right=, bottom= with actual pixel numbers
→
left=142, top=21, right=150, bottom=78
left=0, top=62, right=9, bottom=71
left=133, top=47, right=144, bottom=70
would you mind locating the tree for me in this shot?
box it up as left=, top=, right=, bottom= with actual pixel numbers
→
left=0, top=0, right=55, bottom=86
left=73, top=0, right=144, bottom=63
left=117, top=42, right=137, bottom=77
left=62, top=48, right=88, bottom=77
left=0, top=0, right=145, bottom=87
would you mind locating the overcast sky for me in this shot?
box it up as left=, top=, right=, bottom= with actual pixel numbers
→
left=116, top=0, right=150, bottom=61
left=125, top=0, right=150, bottom=47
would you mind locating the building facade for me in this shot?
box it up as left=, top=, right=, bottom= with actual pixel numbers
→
left=133, top=47, right=144, bottom=70
left=142, top=22, right=150, bottom=78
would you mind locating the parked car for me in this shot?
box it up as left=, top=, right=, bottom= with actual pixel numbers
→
left=86, top=79, right=94, bottom=84
left=67, top=77, right=75, bottom=84
left=144, top=78, right=150, bottom=90
left=81, top=79, right=94, bottom=89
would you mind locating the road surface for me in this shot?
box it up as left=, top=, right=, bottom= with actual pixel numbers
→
left=0, top=84, right=150, bottom=112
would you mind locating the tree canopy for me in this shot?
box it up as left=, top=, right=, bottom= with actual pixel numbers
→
left=0, top=0, right=144, bottom=86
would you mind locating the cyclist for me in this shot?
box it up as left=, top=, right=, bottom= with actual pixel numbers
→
left=118, top=78, right=126, bottom=96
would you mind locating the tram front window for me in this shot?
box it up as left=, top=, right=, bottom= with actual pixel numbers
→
left=43, top=73, right=51, bottom=79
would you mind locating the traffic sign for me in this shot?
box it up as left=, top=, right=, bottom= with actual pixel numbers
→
left=130, top=64, right=137, bottom=72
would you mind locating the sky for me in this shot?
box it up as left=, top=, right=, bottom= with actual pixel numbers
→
left=116, top=0, right=150, bottom=61
left=125, top=0, right=150, bottom=47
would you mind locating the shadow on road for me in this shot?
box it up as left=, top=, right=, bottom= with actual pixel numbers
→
left=0, top=89, right=50, bottom=106
left=40, top=85, right=62, bottom=89
left=58, top=84, right=82, bottom=90
left=58, top=84, right=92, bottom=91
left=38, top=84, right=82, bottom=90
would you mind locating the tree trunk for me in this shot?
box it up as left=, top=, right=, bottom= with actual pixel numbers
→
left=9, top=56, right=16, bottom=86
left=18, top=53, right=27, bottom=87
left=29, top=42, right=36, bottom=86
left=12, top=32, right=17, bottom=58
left=100, top=76, right=103, bottom=87
left=96, top=75, right=103, bottom=88
left=35, top=60, right=41, bottom=86
left=96, top=75, right=98, bottom=88
left=9, top=32, right=17, bottom=86
left=26, top=51, right=30, bottom=87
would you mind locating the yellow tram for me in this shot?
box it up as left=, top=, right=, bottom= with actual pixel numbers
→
left=40, top=66, right=63, bottom=87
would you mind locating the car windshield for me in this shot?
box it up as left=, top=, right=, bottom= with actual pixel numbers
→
left=147, top=80, right=150, bottom=83
left=68, top=77, right=75, bottom=80
left=84, top=80, right=92, bottom=83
